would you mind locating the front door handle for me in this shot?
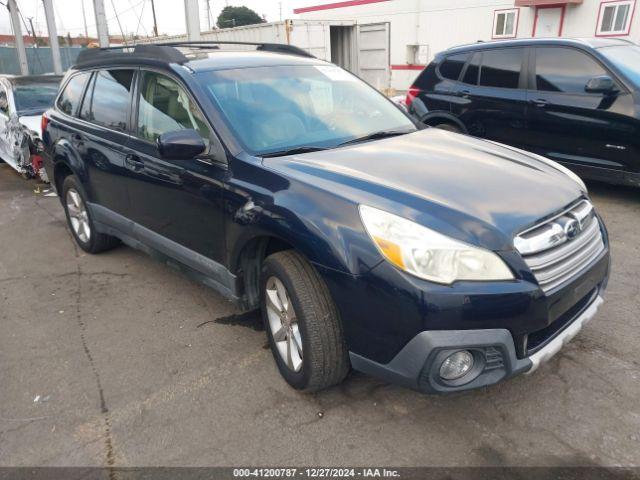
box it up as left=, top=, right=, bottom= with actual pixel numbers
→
left=125, top=154, right=144, bottom=171
left=530, top=98, right=548, bottom=108
left=460, top=89, right=471, bottom=98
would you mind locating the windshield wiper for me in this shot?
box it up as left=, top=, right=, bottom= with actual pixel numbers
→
left=336, top=129, right=412, bottom=147
left=261, top=146, right=329, bottom=158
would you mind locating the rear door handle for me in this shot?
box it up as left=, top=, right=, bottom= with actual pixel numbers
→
left=125, top=154, right=144, bottom=171
left=530, top=98, right=548, bottom=108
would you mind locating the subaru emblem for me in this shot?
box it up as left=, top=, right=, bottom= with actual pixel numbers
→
left=564, top=219, right=580, bottom=239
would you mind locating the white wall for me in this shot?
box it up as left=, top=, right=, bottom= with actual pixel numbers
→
left=298, top=0, right=640, bottom=89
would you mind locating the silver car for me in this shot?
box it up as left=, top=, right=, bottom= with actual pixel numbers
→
left=0, top=75, right=61, bottom=181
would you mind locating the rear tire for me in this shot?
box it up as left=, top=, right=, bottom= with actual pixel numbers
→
left=62, top=175, right=119, bottom=254
left=261, top=250, right=350, bottom=392
left=433, top=123, right=462, bottom=133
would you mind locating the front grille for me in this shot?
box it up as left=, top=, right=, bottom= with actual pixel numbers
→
left=514, top=200, right=605, bottom=293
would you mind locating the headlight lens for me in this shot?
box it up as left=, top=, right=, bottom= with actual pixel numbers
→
left=359, top=205, right=514, bottom=284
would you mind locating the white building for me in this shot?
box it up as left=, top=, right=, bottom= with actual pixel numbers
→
left=293, top=0, right=640, bottom=90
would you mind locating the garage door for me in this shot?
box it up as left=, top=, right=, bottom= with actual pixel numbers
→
left=357, top=23, right=390, bottom=90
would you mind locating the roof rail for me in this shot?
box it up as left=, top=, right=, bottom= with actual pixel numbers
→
left=75, top=44, right=187, bottom=68
left=160, top=41, right=315, bottom=58
left=73, top=41, right=314, bottom=69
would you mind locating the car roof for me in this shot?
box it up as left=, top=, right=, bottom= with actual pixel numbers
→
left=445, top=37, right=635, bottom=55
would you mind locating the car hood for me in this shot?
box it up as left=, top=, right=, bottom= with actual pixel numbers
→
left=262, top=129, right=585, bottom=250
left=18, top=115, right=42, bottom=138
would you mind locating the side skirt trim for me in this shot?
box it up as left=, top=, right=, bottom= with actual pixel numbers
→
left=89, top=203, right=243, bottom=306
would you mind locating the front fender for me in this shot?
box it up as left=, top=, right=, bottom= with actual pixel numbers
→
left=225, top=159, right=382, bottom=276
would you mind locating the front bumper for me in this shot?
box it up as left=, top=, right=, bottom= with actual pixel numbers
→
left=350, top=293, right=604, bottom=394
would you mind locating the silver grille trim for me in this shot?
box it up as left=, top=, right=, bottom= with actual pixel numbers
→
left=515, top=200, right=606, bottom=293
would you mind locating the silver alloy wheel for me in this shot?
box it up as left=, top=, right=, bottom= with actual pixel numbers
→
left=66, top=188, right=91, bottom=243
left=265, top=276, right=303, bottom=372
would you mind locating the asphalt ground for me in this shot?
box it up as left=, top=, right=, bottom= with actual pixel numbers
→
left=1, top=163, right=639, bottom=468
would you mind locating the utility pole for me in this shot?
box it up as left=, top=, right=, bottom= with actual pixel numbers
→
left=110, top=0, right=128, bottom=46
left=206, top=0, right=212, bottom=30
left=279, top=2, right=282, bottom=21
left=80, top=0, right=89, bottom=42
left=184, top=0, right=201, bottom=41
left=27, top=17, right=37, bottom=45
left=150, top=0, right=159, bottom=37
left=42, top=0, right=62, bottom=74
left=7, top=0, right=29, bottom=75
left=93, top=0, right=109, bottom=47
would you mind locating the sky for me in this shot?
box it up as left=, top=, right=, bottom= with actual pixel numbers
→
left=0, top=0, right=314, bottom=38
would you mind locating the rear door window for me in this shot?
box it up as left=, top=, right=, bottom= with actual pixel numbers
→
left=57, top=72, right=90, bottom=116
left=479, top=48, right=524, bottom=89
left=84, top=69, right=134, bottom=131
left=439, top=53, right=469, bottom=81
left=535, top=47, right=608, bottom=93
left=462, top=53, right=480, bottom=85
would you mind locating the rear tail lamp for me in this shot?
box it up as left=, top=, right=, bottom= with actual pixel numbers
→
left=41, top=113, right=49, bottom=134
left=405, top=86, right=420, bottom=108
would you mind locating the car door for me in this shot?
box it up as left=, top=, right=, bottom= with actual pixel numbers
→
left=525, top=46, right=637, bottom=180
left=451, top=47, right=529, bottom=149
left=72, top=68, right=135, bottom=217
left=123, top=69, right=227, bottom=265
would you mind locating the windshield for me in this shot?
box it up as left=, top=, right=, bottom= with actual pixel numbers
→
left=196, top=64, right=415, bottom=155
left=13, top=83, right=60, bottom=115
left=600, top=45, right=640, bottom=87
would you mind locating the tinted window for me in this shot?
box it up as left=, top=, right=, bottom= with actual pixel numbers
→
left=439, top=53, right=468, bottom=81
left=480, top=48, right=524, bottom=89
left=79, top=74, right=95, bottom=121
left=57, top=73, right=90, bottom=116
left=137, top=71, right=211, bottom=145
left=462, top=53, right=480, bottom=85
left=535, top=48, right=607, bottom=93
left=86, top=69, right=134, bottom=130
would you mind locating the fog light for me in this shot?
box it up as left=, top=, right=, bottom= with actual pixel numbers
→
left=439, top=350, right=474, bottom=381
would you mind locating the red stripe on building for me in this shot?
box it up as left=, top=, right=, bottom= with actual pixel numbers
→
left=294, top=0, right=391, bottom=14
left=390, top=64, right=425, bottom=70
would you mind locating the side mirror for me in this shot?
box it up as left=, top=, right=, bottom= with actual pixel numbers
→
left=585, top=75, right=618, bottom=94
left=156, top=129, right=206, bottom=160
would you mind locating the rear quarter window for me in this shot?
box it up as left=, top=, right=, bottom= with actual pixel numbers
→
left=84, top=69, right=134, bottom=131
left=438, top=53, right=469, bottom=81
left=57, top=72, right=90, bottom=116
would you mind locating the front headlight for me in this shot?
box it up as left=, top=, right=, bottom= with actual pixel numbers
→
left=359, top=205, right=514, bottom=285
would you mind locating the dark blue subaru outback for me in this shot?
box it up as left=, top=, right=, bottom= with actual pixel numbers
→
left=42, top=43, right=610, bottom=394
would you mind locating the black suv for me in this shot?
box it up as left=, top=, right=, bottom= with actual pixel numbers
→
left=407, top=38, right=640, bottom=187
left=43, top=43, right=609, bottom=394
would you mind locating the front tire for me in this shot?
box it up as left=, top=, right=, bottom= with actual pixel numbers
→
left=261, top=250, right=349, bottom=392
left=62, top=175, right=119, bottom=254
left=433, top=123, right=462, bottom=133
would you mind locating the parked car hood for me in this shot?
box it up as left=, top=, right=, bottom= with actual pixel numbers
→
left=262, top=129, right=584, bottom=250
